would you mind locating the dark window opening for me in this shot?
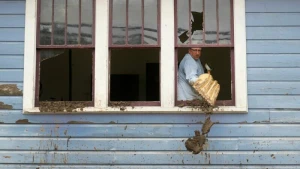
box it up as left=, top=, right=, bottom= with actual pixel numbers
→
left=177, top=47, right=232, bottom=101
left=39, top=49, right=93, bottom=102
left=110, top=49, right=160, bottom=102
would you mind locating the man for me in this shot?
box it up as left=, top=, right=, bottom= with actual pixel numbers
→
left=178, top=48, right=204, bottom=101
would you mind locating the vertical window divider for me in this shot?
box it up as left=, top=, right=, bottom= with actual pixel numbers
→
left=142, top=0, right=144, bottom=45
left=126, top=0, right=129, bottom=45
left=188, top=0, right=191, bottom=44
left=51, top=0, right=54, bottom=45
left=216, top=0, right=219, bottom=44
left=79, top=0, right=82, bottom=44
left=65, top=0, right=68, bottom=45
left=202, top=0, right=205, bottom=44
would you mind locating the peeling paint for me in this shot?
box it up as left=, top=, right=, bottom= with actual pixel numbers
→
left=0, top=102, right=13, bottom=110
left=67, top=121, right=94, bottom=124
left=0, top=84, right=22, bottom=96
left=15, top=119, right=31, bottom=124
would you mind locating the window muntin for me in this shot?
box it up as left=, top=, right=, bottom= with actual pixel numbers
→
left=175, top=0, right=235, bottom=106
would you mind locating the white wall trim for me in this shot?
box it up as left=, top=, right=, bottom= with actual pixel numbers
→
left=23, top=0, right=247, bottom=113
left=94, top=0, right=109, bottom=108
left=161, top=0, right=175, bottom=108
left=233, top=0, right=248, bottom=112
left=23, top=0, right=37, bottom=112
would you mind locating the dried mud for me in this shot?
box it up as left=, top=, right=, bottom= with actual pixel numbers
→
left=0, top=84, right=23, bottom=96
left=178, top=99, right=216, bottom=113
left=0, top=102, right=13, bottom=110
left=15, top=119, right=32, bottom=124
left=108, top=101, right=131, bottom=111
left=39, top=101, right=90, bottom=112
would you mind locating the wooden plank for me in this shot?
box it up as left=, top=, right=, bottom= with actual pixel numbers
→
left=0, top=56, right=24, bottom=68
left=0, top=42, right=24, bottom=55
left=249, top=95, right=300, bottom=109
left=247, top=27, right=300, bottom=40
left=248, top=68, right=300, bottom=81
left=248, top=82, right=300, bottom=95
left=0, top=1, right=25, bottom=14
left=1, top=124, right=300, bottom=137
left=0, top=69, right=23, bottom=82
left=247, top=54, right=300, bottom=68
left=247, top=40, right=300, bottom=53
left=0, top=137, right=300, bottom=151
left=270, top=110, right=300, bottom=123
left=0, top=109, right=270, bottom=124
left=0, top=151, right=299, bottom=164
left=0, top=96, right=22, bottom=110
left=246, top=13, right=300, bottom=26
left=0, top=15, right=25, bottom=28
left=0, top=28, right=24, bottom=41
left=246, top=0, right=300, bottom=12
left=1, top=165, right=300, bottom=169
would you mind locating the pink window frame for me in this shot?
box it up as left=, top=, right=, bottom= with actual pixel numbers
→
left=35, top=0, right=96, bottom=107
left=174, top=0, right=235, bottom=106
left=108, top=0, right=161, bottom=107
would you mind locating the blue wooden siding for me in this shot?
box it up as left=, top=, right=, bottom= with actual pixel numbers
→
left=0, top=0, right=300, bottom=168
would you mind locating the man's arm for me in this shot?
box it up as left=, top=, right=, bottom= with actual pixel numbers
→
left=183, top=60, right=199, bottom=85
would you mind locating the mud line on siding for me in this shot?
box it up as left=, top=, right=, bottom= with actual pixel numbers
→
left=15, top=119, right=32, bottom=124
left=0, top=102, right=12, bottom=109
left=0, top=84, right=22, bottom=96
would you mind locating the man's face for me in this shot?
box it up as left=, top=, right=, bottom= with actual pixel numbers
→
left=189, top=48, right=202, bottom=60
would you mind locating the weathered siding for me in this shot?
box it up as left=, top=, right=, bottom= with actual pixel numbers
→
left=0, top=0, right=300, bottom=168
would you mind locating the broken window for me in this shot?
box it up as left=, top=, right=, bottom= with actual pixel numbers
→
left=36, top=0, right=95, bottom=106
left=109, top=0, right=160, bottom=106
left=176, top=0, right=234, bottom=106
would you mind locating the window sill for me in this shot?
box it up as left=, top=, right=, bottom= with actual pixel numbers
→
left=23, top=106, right=248, bottom=114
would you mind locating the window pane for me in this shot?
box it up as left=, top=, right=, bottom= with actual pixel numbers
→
left=144, top=0, right=158, bottom=45
left=53, top=0, right=66, bottom=45
left=112, top=0, right=126, bottom=44
left=40, top=0, right=53, bottom=45
left=191, top=0, right=204, bottom=44
left=204, top=0, right=217, bottom=44
left=177, top=0, right=190, bottom=44
left=128, top=0, right=142, bottom=44
left=110, top=49, right=160, bottom=101
left=81, top=0, right=93, bottom=45
left=219, top=0, right=231, bottom=44
left=39, top=49, right=93, bottom=101
left=67, top=0, right=79, bottom=45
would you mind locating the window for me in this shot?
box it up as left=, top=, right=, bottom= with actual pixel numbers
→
left=108, top=0, right=160, bottom=106
left=23, top=0, right=247, bottom=113
left=175, top=0, right=234, bottom=106
left=35, top=0, right=94, bottom=110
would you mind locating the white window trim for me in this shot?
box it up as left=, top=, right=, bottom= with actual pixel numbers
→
left=23, top=0, right=247, bottom=114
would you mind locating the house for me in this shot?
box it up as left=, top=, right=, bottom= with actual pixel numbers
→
left=0, top=0, right=300, bottom=168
